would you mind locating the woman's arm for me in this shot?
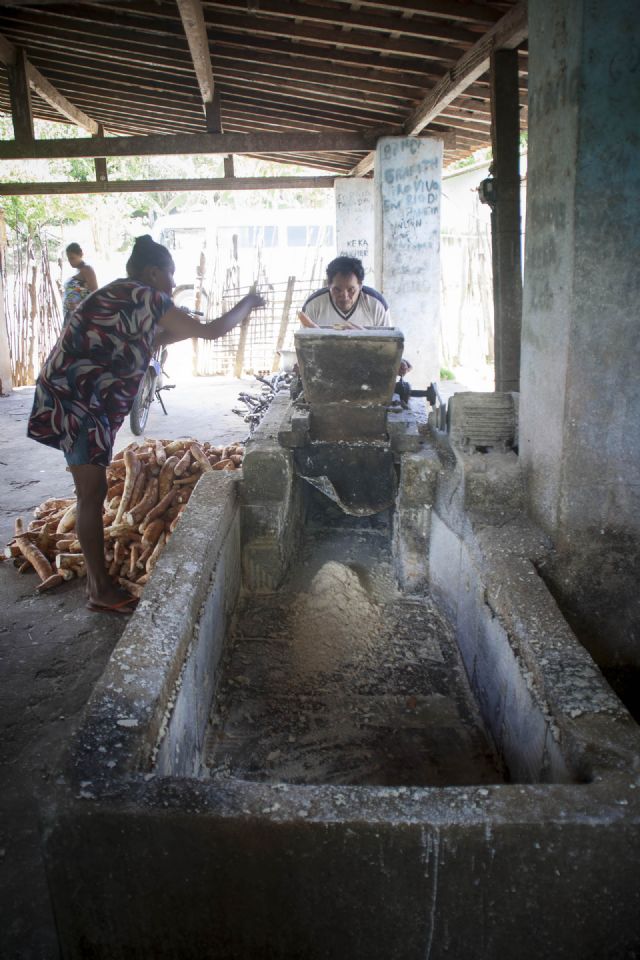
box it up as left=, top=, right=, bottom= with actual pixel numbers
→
left=80, top=264, right=98, bottom=292
left=155, top=293, right=265, bottom=346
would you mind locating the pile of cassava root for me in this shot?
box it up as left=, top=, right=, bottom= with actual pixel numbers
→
left=2, top=437, right=244, bottom=597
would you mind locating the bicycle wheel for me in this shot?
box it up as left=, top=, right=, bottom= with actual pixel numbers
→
left=129, top=367, right=157, bottom=435
left=173, top=285, right=209, bottom=315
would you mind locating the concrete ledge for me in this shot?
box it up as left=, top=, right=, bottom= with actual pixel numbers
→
left=429, top=449, right=640, bottom=783
left=65, top=471, right=240, bottom=787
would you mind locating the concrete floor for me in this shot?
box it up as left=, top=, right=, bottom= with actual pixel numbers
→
left=0, top=368, right=475, bottom=959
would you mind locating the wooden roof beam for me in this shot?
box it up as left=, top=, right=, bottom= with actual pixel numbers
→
left=329, top=1, right=502, bottom=26
left=0, top=175, right=338, bottom=196
left=0, top=130, right=384, bottom=161
left=175, top=0, right=221, bottom=132
left=349, top=0, right=527, bottom=176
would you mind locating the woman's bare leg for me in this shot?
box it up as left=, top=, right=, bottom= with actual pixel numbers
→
left=69, top=464, right=132, bottom=606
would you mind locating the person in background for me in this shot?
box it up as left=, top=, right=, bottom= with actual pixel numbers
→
left=299, top=256, right=390, bottom=329
left=28, top=234, right=265, bottom=615
left=62, top=242, right=98, bottom=326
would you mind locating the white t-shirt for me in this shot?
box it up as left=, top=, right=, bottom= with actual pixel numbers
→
left=302, top=286, right=390, bottom=328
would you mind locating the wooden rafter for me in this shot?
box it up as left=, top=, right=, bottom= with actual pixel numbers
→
left=175, top=0, right=220, bottom=132
left=328, top=1, right=503, bottom=25
left=201, top=0, right=479, bottom=46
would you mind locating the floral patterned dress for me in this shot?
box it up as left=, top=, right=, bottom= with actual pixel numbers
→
left=28, top=279, right=172, bottom=466
left=62, top=272, right=92, bottom=325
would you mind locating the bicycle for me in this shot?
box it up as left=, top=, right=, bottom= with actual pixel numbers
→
left=129, top=346, right=176, bottom=435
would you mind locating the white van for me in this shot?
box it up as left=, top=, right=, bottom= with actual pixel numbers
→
left=151, top=206, right=336, bottom=303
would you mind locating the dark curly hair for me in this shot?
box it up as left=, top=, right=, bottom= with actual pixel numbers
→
left=126, top=234, right=173, bottom=278
left=326, top=256, right=365, bottom=285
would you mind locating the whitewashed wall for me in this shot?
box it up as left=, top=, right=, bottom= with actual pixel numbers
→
left=334, top=178, right=375, bottom=286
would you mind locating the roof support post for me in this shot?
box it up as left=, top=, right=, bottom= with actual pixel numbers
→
left=490, top=47, right=522, bottom=393
left=93, top=124, right=108, bottom=182
left=7, top=47, right=34, bottom=143
left=205, top=90, right=223, bottom=134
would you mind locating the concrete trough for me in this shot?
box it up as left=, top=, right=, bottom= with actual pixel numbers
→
left=42, top=401, right=640, bottom=959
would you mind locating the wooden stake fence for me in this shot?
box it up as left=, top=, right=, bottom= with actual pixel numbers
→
left=5, top=229, right=63, bottom=386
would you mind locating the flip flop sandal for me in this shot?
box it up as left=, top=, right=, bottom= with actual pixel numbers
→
left=86, top=596, right=138, bottom=615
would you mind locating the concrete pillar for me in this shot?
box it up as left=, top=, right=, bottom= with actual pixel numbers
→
left=521, top=0, right=640, bottom=663
left=334, top=177, right=375, bottom=285
left=375, top=136, right=443, bottom=385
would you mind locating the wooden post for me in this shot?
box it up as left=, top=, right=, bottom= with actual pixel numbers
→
left=94, top=123, right=108, bottom=182
left=272, top=275, right=296, bottom=372
left=490, top=48, right=523, bottom=393
left=191, top=250, right=206, bottom=376
left=27, top=246, right=38, bottom=383
left=0, top=212, right=12, bottom=393
left=8, top=47, right=34, bottom=143
left=205, top=90, right=223, bottom=134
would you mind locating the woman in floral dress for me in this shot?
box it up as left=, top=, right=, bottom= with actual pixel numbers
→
left=62, top=242, right=98, bottom=326
left=28, top=234, right=264, bottom=613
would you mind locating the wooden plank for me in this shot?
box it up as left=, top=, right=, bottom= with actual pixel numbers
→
left=0, top=0, right=500, bottom=25
left=210, top=31, right=450, bottom=78
left=203, top=10, right=464, bottom=62
left=2, top=18, right=448, bottom=81
left=349, top=0, right=528, bottom=176
left=0, top=175, right=338, bottom=195
left=219, top=87, right=396, bottom=126
left=210, top=44, right=440, bottom=92
left=335, top=1, right=502, bottom=25
left=490, top=48, right=522, bottom=393
left=202, top=0, right=479, bottom=45
left=0, top=130, right=380, bottom=160
left=0, top=6, right=458, bottom=63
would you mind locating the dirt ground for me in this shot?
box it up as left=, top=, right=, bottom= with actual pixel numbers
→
left=0, top=366, right=471, bottom=959
left=0, top=371, right=257, bottom=960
